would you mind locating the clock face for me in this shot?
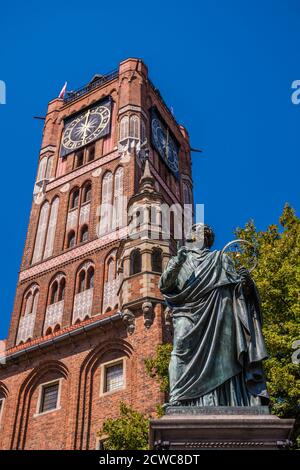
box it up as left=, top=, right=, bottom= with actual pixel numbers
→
left=151, top=109, right=179, bottom=178
left=61, top=99, right=111, bottom=157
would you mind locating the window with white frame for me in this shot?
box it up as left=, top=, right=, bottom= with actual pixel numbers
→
left=38, top=380, right=60, bottom=414
left=103, top=360, right=124, bottom=394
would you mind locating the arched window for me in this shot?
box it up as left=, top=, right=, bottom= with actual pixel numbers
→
left=152, top=248, right=163, bottom=273
left=44, top=274, right=65, bottom=335
left=50, top=281, right=59, bottom=304
left=70, top=189, right=80, bottom=209
left=32, top=201, right=50, bottom=264
left=44, top=197, right=59, bottom=259
left=183, top=182, right=192, bottom=205
left=73, top=262, right=94, bottom=323
left=80, top=225, right=89, bottom=243
left=37, top=157, right=47, bottom=182
left=103, top=251, right=118, bottom=312
left=107, top=257, right=115, bottom=282
left=113, top=167, right=124, bottom=230
left=22, top=285, right=39, bottom=317
left=120, top=115, right=129, bottom=141
left=17, top=285, right=39, bottom=345
left=99, top=172, right=113, bottom=235
left=53, top=324, right=60, bottom=333
left=67, top=230, right=76, bottom=248
left=129, top=115, right=139, bottom=138
left=45, top=156, right=53, bottom=179
left=32, top=289, right=39, bottom=314
left=130, top=249, right=142, bottom=275
left=141, top=119, right=146, bottom=143
left=87, top=266, right=94, bottom=289
left=36, top=154, right=54, bottom=183
left=82, top=183, right=92, bottom=203
left=58, top=277, right=65, bottom=301
left=24, top=292, right=33, bottom=316
left=66, top=183, right=92, bottom=249
left=78, top=270, right=86, bottom=293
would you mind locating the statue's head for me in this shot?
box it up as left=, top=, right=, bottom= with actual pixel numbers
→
left=187, top=223, right=215, bottom=249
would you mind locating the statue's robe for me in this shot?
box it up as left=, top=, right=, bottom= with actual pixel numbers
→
left=159, top=248, right=269, bottom=406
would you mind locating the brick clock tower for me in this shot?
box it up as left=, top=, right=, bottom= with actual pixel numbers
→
left=0, top=59, right=193, bottom=450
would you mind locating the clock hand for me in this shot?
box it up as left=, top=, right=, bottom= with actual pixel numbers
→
left=82, top=110, right=90, bottom=144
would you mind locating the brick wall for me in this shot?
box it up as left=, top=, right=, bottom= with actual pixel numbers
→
left=0, top=58, right=192, bottom=449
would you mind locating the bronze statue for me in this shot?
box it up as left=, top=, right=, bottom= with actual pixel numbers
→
left=159, top=224, right=269, bottom=407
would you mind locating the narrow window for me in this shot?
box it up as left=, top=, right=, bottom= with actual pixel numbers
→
left=67, top=230, right=76, bottom=248
left=104, top=362, right=124, bottom=393
left=130, top=249, right=142, bottom=275
left=45, top=156, right=53, bottom=179
left=78, top=270, right=86, bottom=293
left=58, top=278, right=65, bottom=301
left=107, top=258, right=115, bottom=282
left=99, top=172, right=113, bottom=235
left=70, top=189, right=79, bottom=209
left=87, top=145, right=95, bottom=162
left=75, top=150, right=84, bottom=168
left=32, top=201, right=50, bottom=264
left=44, top=197, right=59, bottom=259
left=32, top=289, right=39, bottom=315
left=113, top=167, right=124, bottom=230
left=120, top=115, right=129, bottom=141
left=152, top=248, right=163, bottom=273
left=50, top=281, right=59, bottom=304
left=37, top=157, right=47, bottom=182
left=80, top=225, right=89, bottom=243
left=39, top=382, right=59, bottom=413
left=129, top=115, right=139, bottom=138
left=82, top=183, right=92, bottom=203
left=87, top=266, right=94, bottom=289
left=24, top=292, right=33, bottom=315
left=0, top=397, right=5, bottom=422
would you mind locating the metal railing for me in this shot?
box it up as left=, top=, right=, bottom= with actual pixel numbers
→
left=64, top=70, right=119, bottom=104
left=148, top=78, right=181, bottom=128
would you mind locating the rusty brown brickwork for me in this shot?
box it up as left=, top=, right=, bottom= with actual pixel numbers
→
left=0, top=58, right=193, bottom=449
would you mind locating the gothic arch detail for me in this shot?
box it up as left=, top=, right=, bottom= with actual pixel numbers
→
left=10, top=361, right=69, bottom=450
left=73, top=339, right=133, bottom=449
left=102, top=249, right=118, bottom=313
left=16, top=284, right=39, bottom=345
left=44, top=272, right=66, bottom=334
left=73, top=261, right=94, bottom=323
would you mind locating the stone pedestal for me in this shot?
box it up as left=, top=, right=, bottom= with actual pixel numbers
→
left=149, top=407, right=295, bottom=450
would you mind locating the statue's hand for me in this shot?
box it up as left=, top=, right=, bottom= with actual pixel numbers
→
left=176, top=247, right=188, bottom=265
left=238, top=267, right=254, bottom=291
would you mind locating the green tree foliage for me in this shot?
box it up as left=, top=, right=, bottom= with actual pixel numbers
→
left=98, top=402, right=149, bottom=450
left=145, top=343, right=173, bottom=393
left=234, top=204, right=300, bottom=439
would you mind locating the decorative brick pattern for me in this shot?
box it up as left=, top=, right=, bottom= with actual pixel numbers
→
left=44, top=301, right=64, bottom=333
left=73, top=288, right=94, bottom=323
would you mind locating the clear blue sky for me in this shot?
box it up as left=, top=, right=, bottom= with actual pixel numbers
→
left=0, top=0, right=299, bottom=339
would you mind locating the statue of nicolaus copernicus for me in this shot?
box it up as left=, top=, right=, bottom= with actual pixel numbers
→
left=159, top=224, right=269, bottom=407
